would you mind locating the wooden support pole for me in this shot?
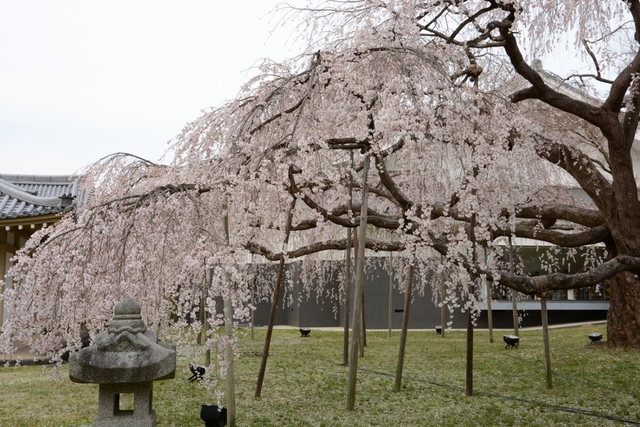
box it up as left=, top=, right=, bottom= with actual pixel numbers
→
left=255, top=198, right=295, bottom=398
left=394, top=257, right=414, bottom=392
left=440, top=256, right=446, bottom=338
left=343, top=227, right=352, bottom=366
left=388, top=251, right=393, bottom=338
left=466, top=208, right=478, bottom=397
left=484, top=246, right=493, bottom=343
left=509, top=235, right=519, bottom=336
left=465, top=282, right=475, bottom=397
left=222, top=206, right=236, bottom=427
left=203, top=268, right=214, bottom=367
left=346, top=153, right=370, bottom=411
left=541, top=295, right=553, bottom=389
left=250, top=262, right=256, bottom=341
left=224, top=274, right=236, bottom=427
left=343, top=151, right=354, bottom=366
left=360, top=287, right=366, bottom=355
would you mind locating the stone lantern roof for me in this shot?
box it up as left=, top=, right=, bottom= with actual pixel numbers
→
left=69, top=297, right=175, bottom=384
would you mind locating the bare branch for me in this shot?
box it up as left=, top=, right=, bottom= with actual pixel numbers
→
left=491, top=254, right=640, bottom=295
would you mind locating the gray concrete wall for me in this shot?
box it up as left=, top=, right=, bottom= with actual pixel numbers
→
left=251, top=259, right=608, bottom=329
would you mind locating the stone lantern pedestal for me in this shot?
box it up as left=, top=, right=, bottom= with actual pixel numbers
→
left=69, top=297, right=176, bottom=427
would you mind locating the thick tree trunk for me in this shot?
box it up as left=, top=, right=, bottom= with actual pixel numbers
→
left=607, top=271, right=640, bottom=349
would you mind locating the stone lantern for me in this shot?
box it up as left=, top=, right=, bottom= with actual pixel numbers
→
left=69, top=297, right=176, bottom=427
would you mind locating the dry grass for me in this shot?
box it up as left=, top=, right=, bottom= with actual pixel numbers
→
left=1, top=324, right=639, bottom=426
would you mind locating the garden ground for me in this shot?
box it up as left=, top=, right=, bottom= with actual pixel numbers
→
left=1, top=324, right=638, bottom=426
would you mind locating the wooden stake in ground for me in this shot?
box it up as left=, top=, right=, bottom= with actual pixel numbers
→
left=440, top=256, right=446, bottom=338
left=509, top=235, right=519, bottom=336
left=484, top=246, right=493, bottom=343
left=541, top=294, right=553, bottom=389
left=343, top=151, right=354, bottom=366
left=360, top=283, right=367, bottom=355
left=466, top=209, right=478, bottom=397
left=255, top=196, right=296, bottom=398
left=486, top=282, right=494, bottom=343
left=346, top=152, right=370, bottom=411
left=250, top=255, right=255, bottom=341
left=222, top=206, right=236, bottom=426
left=203, top=268, right=214, bottom=366
left=352, top=227, right=365, bottom=358
left=465, top=281, right=475, bottom=397
left=197, top=285, right=206, bottom=346
left=388, top=251, right=393, bottom=338
left=343, top=226, right=352, bottom=366
left=394, top=255, right=414, bottom=392
left=224, top=274, right=236, bottom=427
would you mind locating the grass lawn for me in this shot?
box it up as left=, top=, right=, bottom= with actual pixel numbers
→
left=1, top=324, right=639, bottom=426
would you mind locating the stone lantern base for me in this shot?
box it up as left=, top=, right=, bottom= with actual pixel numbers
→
left=93, top=382, right=157, bottom=427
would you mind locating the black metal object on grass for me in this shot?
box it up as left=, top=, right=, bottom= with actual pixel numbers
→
left=503, top=335, right=520, bottom=349
left=588, top=332, right=603, bottom=343
left=201, top=405, right=227, bottom=427
left=189, top=364, right=205, bottom=382
left=435, top=325, right=442, bottom=334
left=300, top=328, right=311, bottom=337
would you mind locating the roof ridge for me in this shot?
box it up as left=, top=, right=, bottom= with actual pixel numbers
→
left=0, top=174, right=79, bottom=184
left=0, top=177, right=62, bottom=207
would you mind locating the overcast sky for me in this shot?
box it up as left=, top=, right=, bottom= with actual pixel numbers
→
left=0, top=1, right=301, bottom=175
left=1, top=2, right=590, bottom=177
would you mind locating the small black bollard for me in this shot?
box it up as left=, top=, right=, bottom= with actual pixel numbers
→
left=435, top=325, right=442, bottom=335
left=503, top=335, right=520, bottom=349
left=588, top=332, right=603, bottom=343
left=201, top=405, right=227, bottom=427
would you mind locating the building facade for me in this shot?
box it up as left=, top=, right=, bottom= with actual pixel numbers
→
left=0, top=174, right=79, bottom=327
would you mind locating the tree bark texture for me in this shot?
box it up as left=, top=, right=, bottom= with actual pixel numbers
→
left=607, top=272, right=640, bottom=349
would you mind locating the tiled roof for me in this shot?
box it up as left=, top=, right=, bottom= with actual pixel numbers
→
left=0, top=174, right=79, bottom=220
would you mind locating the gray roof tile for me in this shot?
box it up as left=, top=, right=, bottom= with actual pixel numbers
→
left=0, top=174, right=79, bottom=220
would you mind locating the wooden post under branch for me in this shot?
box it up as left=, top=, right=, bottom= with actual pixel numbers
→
left=250, top=270, right=255, bottom=341
left=541, top=295, right=553, bottom=389
left=343, top=150, right=355, bottom=366
left=466, top=208, right=478, bottom=398
left=346, top=152, right=370, bottom=411
left=388, top=251, right=393, bottom=338
left=255, top=195, right=296, bottom=398
left=360, top=282, right=367, bottom=356
left=224, top=273, right=236, bottom=427
left=203, top=268, right=214, bottom=367
left=343, top=227, right=353, bottom=366
left=484, top=246, right=494, bottom=343
left=250, top=254, right=256, bottom=341
left=440, top=255, right=446, bottom=338
left=509, top=235, right=519, bottom=336
left=394, top=255, right=414, bottom=392
left=222, top=205, right=236, bottom=427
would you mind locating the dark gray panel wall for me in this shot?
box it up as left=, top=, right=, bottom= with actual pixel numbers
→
left=251, top=259, right=607, bottom=329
